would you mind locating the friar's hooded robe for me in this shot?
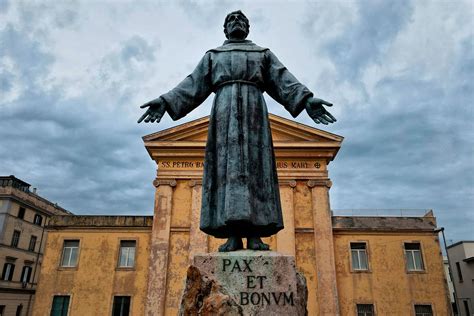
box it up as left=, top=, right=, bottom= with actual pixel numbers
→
left=160, top=39, right=313, bottom=238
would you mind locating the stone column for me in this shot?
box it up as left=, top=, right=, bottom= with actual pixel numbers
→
left=188, top=181, right=208, bottom=262
left=277, top=182, right=296, bottom=256
left=146, top=182, right=173, bottom=316
left=309, top=179, right=340, bottom=316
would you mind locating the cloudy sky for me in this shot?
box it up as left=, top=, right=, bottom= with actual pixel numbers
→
left=1, top=1, right=472, bottom=243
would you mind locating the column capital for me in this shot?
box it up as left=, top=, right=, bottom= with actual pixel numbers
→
left=307, top=179, right=332, bottom=188
left=187, top=180, right=203, bottom=187
left=153, top=179, right=178, bottom=188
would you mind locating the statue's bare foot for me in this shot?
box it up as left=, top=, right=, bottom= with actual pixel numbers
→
left=247, top=237, right=270, bottom=251
left=218, top=237, right=243, bottom=252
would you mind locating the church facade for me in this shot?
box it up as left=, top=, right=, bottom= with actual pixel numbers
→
left=32, top=115, right=451, bottom=315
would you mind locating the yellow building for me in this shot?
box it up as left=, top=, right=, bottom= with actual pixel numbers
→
left=33, top=115, right=451, bottom=315
left=34, top=216, right=151, bottom=315
left=0, top=176, right=72, bottom=316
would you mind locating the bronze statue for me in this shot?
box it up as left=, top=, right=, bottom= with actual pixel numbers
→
left=138, top=11, right=336, bottom=252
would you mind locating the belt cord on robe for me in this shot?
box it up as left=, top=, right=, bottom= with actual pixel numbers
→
left=214, top=79, right=263, bottom=92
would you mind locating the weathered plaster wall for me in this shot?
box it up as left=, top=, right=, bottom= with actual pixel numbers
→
left=333, top=232, right=451, bottom=315
left=32, top=228, right=150, bottom=316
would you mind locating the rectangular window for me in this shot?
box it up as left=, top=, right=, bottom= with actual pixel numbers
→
left=18, top=207, right=25, bottom=219
left=11, top=230, right=21, bottom=248
left=20, top=266, right=32, bottom=283
left=0, top=305, right=4, bottom=316
left=414, top=304, right=433, bottom=316
left=34, top=214, right=43, bottom=226
left=357, top=304, right=374, bottom=316
left=29, top=236, right=37, bottom=252
left=405, top=243, right=424, bottom=271
left=112, top=296, right=131, bottom=316
left=351, top=242, right=369, bottom=270
left=455, top=262, right=463, bottom=282
left=50, top=295, right=70, bottom=316
left=15, top=305, right=22, bottom=316
left=61, top=240, right=79, bottom=267
left=1, top=263, right=15, bottom=281
left=463, top=300, right=470, bottom=316
left=118, top=241, right=136, bottom=268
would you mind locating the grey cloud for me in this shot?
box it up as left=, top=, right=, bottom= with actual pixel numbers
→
left=98, top=35, right=158, bottom=79
left=451, top=37, right=474, bottom=97
left=0, top=0, right=9, bottom=13
left=16, top=1, right=79, bottom=31
left=1, top=7, right=156, bottom=215
left=0, top=68, right=13, bottom=92
left=1, top=1, right=472, bottom=243
left=1, top=87, right=157, bottom=215
left=0, top=24, right=54, bottom=86
left=120, top=36, right=157, bottom=63
left=328, top=61, right=473, bottom=243
left=93, top=35, right=160, bottom=108
left=53, top=7, right=78, bottom=28
left=177, top=0, right=236, bottom=29
left=322, top=0, right=414, bottom=80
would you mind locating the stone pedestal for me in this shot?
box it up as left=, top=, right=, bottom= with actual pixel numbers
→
left=179, top=251, right=307, bottom=316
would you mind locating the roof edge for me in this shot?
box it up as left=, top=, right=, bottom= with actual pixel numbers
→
left=47, top=215, right=153, bottom=228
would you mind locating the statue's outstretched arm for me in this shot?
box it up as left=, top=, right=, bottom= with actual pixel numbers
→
left=264, top=50, right=336, bottom=125
left=138, top=53, right=212, bottom=124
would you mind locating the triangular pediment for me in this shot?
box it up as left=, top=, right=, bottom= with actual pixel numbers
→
left=143, top=113, right=343, bottom=143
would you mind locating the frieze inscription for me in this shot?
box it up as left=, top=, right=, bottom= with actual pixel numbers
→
left=160, top=161, right=204, bottom=168
left=159, top=160, right=323, bottom=170
left=276, top=161, right=321, bottom=169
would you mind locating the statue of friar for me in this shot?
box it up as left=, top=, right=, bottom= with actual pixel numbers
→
left=138, top=10, right=336, bottom=252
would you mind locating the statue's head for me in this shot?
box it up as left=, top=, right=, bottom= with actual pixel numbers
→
left=223, top=10, right=250, bottom=40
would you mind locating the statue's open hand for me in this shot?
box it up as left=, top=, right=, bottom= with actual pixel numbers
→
left=305, top=97, right=337, bottom=125
left=137, top=98, right=166, bottom=123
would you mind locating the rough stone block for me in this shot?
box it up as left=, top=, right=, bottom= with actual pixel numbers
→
left=179, top=251, right=307, bottom=315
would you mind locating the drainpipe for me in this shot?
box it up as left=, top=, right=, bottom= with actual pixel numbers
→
left=435, top=227, right=459, bottom=315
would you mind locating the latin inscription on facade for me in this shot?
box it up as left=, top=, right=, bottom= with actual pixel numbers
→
left=159, top=160, right=323, bottom=170
left=159, top=161, right=204, bottom=169
left=276, top=161, right=321, bottom=169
